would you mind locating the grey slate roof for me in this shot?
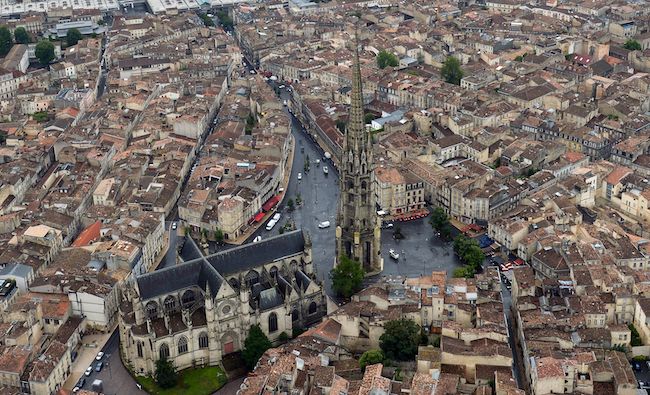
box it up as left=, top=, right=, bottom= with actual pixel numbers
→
left=137, top=230, right=305, bottom=301
left=200, top=229, right=305, bottom=276
left=136, top=260, right=223, bottom=301
left=259, top=288, right=284, bottom=311
left=0, top=263, right=33, bottom=278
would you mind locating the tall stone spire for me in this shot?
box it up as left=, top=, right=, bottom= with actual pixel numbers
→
left=346, top=29, right=366, bottom=153
left=335, top=28, right=382, bottom=274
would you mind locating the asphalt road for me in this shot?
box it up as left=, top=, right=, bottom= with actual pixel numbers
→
left=245, top=109, right=340, bottom=294
left=158, top=221, right=180, bottom=269
left=75, top=330, right=146, bottom=395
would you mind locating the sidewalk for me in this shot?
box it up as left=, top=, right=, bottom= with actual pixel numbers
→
left=62, top=331, right=114, bottom=390
left=228, top=134, right=296, bottom=245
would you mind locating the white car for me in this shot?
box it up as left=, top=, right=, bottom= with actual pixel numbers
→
left=253, top=236, right=262, bottom=243
left=279, top=84, right=285, bottom=89
left=272, top=213, right=281, bottom=222
left=389, top=249, right=400, bottom=260
left=95, top=352, right=104, bottom=361
left=266, top=219, right=278, bottom=231
left=318, top=221, right=331, bottom=229
left=84, top=366, right=93, bottom=376
left=171, top=222, right=177, bottom=230
left=297, top=173, right=302, bottom=180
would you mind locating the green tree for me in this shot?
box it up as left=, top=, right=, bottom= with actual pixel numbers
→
left=13, top=27, right=29, bottom=44
left=393, top=225, right=404, bottom=240
left=216, top=10, right=233, bottom=29
left=379, top=319, right=421, bottom=361
left=453, top=266, right=474, bottom=278
left=464, top=245, right=485, bottom=271
left=33, top=111, right=49, bottom=123
left=624, top=39, right=642, bottom=51
left=287, top=198, right=295, bottom=211
left=377, top=50, right=399, bottom=69
left=66, top=28, right=83, bottom=47
left=0, top=26, right=12, bottom=56
left=629, top=324, right=643, bottom=347
left=330, top=255, right=364, bottom=298
left=155, top=355, right=177, bottom=389
left=453, top=234, right=474, bottom=256
left=336, top=120, right=346, bottom=131
left=278, top=332, right=290, bottom=343
left=359, top=349, right=384, bottom=370
left=441, top=56, right=463, bottom=85
left=199, top=13, right=215, bottom=27
left=35, top=40, right=55, bottom=65
left=430, top=207, right=449, bottom=233
left=213, top=228, right=224, bottom=244
left=242, top=325, right=272, bottom=369
left=364, top=113, right=375, bottom=124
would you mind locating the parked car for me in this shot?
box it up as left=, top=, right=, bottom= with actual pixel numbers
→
left=84, top=367, right=93, bottom=376
left=272, top=213, right=281, bottom=222
left=318, top=221, right=331, bottom=229
left=634, top=362, right=642, bottom=371
left=171, top=222, right=177, bottom=230
left=95, top=352, right=104, bottom=361
left=253, top=236, right=262, bottom=243
left=95, top=362, right=103, bottom=372
left=383, top=222, right=394, bottom=229
left=389, top=249, right=400, bottom=260
left=73, top=378, right=86, bottom=393
left=323, top=166, right=329, bottom=175
left=297, top=172, right=302, bottom=180
left=266, top=219, right=278, bottom=231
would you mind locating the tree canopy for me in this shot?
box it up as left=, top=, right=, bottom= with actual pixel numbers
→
left=66, top=28, right=83, bottom=47
left=35, top=41, right=55, bottom=65
left=331, top=255, right=364, bottom=298
left=0, top=26, right=12, bottom=56
left=377, top=50, right=399, bottom=69
left=216, top=10, right=233, bottom=30
left=441, top=56, right=463, bottom=85
left=359, top=349, right=384, bottom=370
left=430, top=207, right=451, bottom=240
left=453, top=235, right=485, bottom=278
left=155, top=355, right=178, bottom=389
left=13, top=27, right=29, bottom=44
left=242, top=324, right=273, bottom=370
left=624, top=39, right=642, bottom=51
left=379, top=319, right=421, bottom=361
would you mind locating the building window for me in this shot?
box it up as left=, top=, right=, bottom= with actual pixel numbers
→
left=222, top=305, right=231, bottom=315
left=159, top=343, right=169, bottom=359
left=146, top=301, right=159, bottom=318
left=164, top=296, right=176, bottom=312
left=292, top=309, right=299, bottom=321
left=181, top=290, right=195, bottom=306
left=268, top=313, right=278, bottom=333
left=199, top=333, right=209, bottom=349
left=137, top=342, right=143, bottom=358
left=178, top=337, right=188, bottom=354
left=309, top=302, right=317, bottom=315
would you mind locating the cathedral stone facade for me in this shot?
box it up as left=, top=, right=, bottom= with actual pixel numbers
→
left=335, top=34, right=382, bottom=273
left=118, top=230, right=326, bottom=375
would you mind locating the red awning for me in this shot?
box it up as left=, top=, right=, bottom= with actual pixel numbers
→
left=254, top=212, right=265, bottom=222
left=262, top=195, right=280, bottom=212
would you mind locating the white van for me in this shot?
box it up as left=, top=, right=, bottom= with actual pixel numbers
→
left=272, top=213, right=281, bottom=222
left=318, top=221, right=331, bottom=229
left=266, top=219, right=277, bottom=231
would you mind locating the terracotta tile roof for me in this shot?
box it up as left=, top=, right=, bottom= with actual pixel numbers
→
left=71, top=220, right=102, bottom=247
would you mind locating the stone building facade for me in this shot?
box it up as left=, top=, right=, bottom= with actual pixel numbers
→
left=118, top=230, right=326, bottom=375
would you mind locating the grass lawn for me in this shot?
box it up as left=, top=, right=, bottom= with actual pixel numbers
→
left=136, top=366, right=227, bottom=395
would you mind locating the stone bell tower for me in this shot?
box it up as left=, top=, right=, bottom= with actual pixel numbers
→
left=335, top=29, right=382, bottom=274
